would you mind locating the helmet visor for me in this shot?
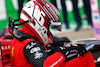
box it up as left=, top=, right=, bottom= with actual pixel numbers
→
left=50, top=21, right=61, bottom=31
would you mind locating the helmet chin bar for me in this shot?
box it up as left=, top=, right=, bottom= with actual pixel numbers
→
left=8, top=16, right=28, bottom=35
left=49, top=20, right=61, bottom=31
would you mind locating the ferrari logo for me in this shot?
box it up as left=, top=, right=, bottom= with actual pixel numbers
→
left=12, top=47, right=14, bottom=57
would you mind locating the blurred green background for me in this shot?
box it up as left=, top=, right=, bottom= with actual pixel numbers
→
left=0, top=0, right=100, bottom=31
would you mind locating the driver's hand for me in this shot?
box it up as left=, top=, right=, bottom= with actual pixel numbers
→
left=55, top=42, right=87, bottom=61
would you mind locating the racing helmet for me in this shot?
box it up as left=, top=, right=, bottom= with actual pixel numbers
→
left=9, top=0, right=61, bottom=46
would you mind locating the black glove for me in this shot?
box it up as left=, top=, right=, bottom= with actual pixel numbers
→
left=66, top=45, right=87, bottom=57
left=55, top=45, right=87, bottom=61
left=64, top=42, right=88, bottom=57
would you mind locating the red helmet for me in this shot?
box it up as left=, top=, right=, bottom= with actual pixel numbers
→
left=9, top=0, right=61, bottom=46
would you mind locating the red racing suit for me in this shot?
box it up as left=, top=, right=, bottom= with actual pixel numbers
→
left=10, top=32, right=96, bottom=67
left=10, top=36, right=65, bottom=67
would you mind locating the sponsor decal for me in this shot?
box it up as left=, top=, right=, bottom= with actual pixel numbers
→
left=26, top=42, right=36, bottom=49
left=49, top=56, right=63, bottom=67
left=34, top=52, right=43, bottom=59
left=1, top=45, right=10, bottom=50
left=30, top=47, right=41, bottom=53
left=26, top=42, right=43, bottom=59
left=30, top=47, right=43, bottom=59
